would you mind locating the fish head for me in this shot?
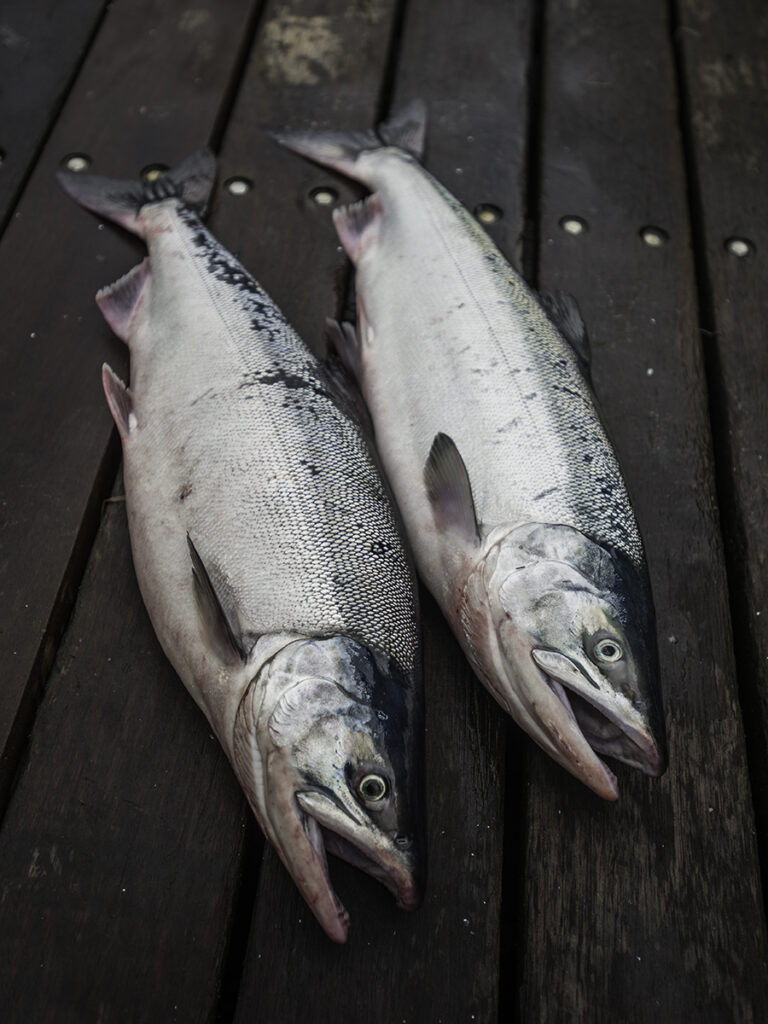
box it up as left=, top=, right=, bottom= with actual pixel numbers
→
left=233, top=636, right=423, bottom=942
left=462, top=523, right=666, bottom=799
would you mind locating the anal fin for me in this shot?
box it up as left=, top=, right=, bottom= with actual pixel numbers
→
left=96, top=258, right=151, bottom=343
left=424, top=433, right=480, bottom=545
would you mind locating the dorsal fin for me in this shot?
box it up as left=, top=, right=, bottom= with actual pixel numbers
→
left=424, top=433, right=480, bottom=545
left=540, top=290, right=591, bottom=380
left=187, top=535, right=250, bottom=666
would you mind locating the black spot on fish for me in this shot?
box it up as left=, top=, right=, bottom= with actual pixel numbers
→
left=179, top=484, right=192, bottom=502
left=369, top=539, right=393, bottom=555
left=533, top=486, right=560, bottom=501
left=300, top=459, right=321, bottom=477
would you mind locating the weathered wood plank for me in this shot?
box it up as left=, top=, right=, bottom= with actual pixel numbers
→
left=0, top=0, right=108, bottom=231
left=675, top=0, right=768, bottom=887
left=231, top=0, right=532, bottom=1020
left=520, top=1, right=768, bottom=1020
left=0, top=487, right=250, bottom=1023
left=0, top=0, right=260, bottom=808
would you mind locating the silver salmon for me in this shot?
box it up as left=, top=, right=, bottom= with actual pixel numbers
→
left=58, top=151, right=424, bottom=941
left=275, top=105, right=666, bottom=800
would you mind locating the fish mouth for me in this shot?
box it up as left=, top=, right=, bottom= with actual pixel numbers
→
left=293, top=789, right=420, bottom=940
left=531, top=648, right=665, bottom=789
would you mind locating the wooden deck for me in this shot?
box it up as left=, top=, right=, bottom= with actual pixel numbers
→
left=1, top=0, right=767, bottom=1020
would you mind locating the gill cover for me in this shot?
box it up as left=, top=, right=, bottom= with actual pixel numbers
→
left=232, top=636, right=423, bottom=943
left=462, top=522, right=666, bottom=798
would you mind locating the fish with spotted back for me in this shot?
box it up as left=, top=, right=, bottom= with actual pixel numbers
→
left=57, top=150, right=424, bottom=942
left=274, top=103, right=667, bottom=800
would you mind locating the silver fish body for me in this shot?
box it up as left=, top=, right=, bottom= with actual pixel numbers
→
left=276, top=106, right=666, bottom=799
left=58, top=152, right=423, bottom=941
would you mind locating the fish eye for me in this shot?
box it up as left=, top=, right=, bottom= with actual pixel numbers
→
left=357, top=773, right=388, bottom=803
left=592, top=638, right=624, bottom=663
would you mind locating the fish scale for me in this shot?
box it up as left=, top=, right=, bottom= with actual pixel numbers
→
left=58, top=149, right=423, bottom=943
left=129, top=199, right=417, bottom=671
left=361, top=158, right=643, bottom=570
left=276, top=102, right=666, bottom=800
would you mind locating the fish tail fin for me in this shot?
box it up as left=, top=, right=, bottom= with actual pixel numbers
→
left=270, top=99, right=427, bottom=184
left=56, top=148, right=217, bottom=236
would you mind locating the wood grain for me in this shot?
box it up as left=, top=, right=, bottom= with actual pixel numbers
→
left=0, top=0, right=107, bottom=230
left=521, top=1, right=768, bottom=1020
left=675, top=0, right=768, bottom=888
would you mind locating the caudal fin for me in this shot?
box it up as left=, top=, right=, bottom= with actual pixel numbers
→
left=57, top=148, right=217, bottom=237
left=271, top=99, right=427, bottom=184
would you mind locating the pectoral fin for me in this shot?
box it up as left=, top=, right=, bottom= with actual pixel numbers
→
left=187, top=534, right=251, bottom=666
left=424, top=433, right=480, bottom=544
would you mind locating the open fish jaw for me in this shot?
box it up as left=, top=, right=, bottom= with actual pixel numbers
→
left=540, top=662, right=662, bottom=782
left=233, top=636, right=423, bottom=942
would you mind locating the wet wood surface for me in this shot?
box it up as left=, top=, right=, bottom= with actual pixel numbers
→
left=1, top=0, right=767, bottom=1021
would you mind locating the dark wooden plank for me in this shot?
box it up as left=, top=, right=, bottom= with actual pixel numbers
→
left=675, top=0, right=768, bottom=879
left=0, top=0, right=259, bottom=807
left=231, top=0, right=532, bottom=1020
left=0, top=0, right=107, bottom=230
left=520, top=1, right=768, bottom=1020
left=0, top=486, right=250, bottom=1023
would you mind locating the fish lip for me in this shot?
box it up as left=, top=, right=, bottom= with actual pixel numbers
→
left=283, top=800, right=351, bottom=944
left=531, top=648, right=665, bottom=778
left=295, top=789, right=421, bottom=913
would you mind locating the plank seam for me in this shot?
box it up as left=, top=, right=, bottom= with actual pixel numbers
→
left=0, top=1, right=112, bottom=240
left=666, top=0, right=768, bottom=925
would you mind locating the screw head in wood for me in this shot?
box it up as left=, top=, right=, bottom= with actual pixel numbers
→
left=309, top=186, right=338, bottom=207
left=559, top=215, right=587, bottom=235
left=475, top=203, right=503, bottom=225
left=724, top=237, right=754, bottom=258
left=62, top=153, right=91, bottom=172
left=141, top=164, right=169, bottom=182
left=640, top=226, right=669, bottom=247
left=225, top=177, right=253, bottom=196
